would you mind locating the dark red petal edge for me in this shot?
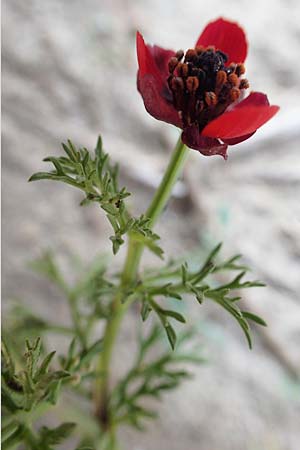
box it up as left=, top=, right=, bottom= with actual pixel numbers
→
left=149, top=45, right=176, bottom=79
left=182, top=125, right=228, bottom=159
left=196, top=17, right=248, bottom=65
left=222, top=131, right=256, bottom=145
left=138, top=75, right=182, bottom=127
left=136, top=32, right=182, bottom=127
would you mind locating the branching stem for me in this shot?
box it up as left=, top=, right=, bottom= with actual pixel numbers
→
left=94, top=137, right=189, bottom=438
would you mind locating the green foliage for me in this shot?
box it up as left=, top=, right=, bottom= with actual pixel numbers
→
left=1, top=421, right=77, bottom=450
left=1, top=338, right=70, bottom=414
left=28, top=141, right=265, bottom=352
left=36, top=422, right=77, bottom=448
left=29, top=138, right=163, bottom=257
left=1, top=338, right=78, bottom=449
left=110, top=325, right=204, bottom=430
left=1, top=334, right=103, bottom=449
left=59, top=336, right=103, bottom=373
left=139, top=243, right=266, bottom=349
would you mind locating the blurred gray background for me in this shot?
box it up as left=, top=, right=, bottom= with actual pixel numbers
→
left=2, top=1, right=300, bottom=449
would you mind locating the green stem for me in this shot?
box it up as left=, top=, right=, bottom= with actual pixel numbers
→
left=94, top=137, right=189, bottom=431
left=145, top=136, right=189, bottom=227
left=121, top=137, right=189, bottom=282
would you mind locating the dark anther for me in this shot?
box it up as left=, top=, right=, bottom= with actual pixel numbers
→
left=191, top=67, right=200, bottom=76
left=239, top=79, right=250, bottom=89
left=167, top=45, right=249, bottom=131
left=170, top=76, right=184, bottom=92
left=235, top=63, right=246, bottom=77
left=197, top=69, right=206, bottom=83
left=197, top=48, right=227, bottom=74
left=228, top=73, right=239, bottom=86
left=170, top=76, right=185, bottom=109
left=177, top=62, right=189, bottom=78
left=216, top=70, right=227, bottom=88
left=227, top=63, right=237, bottom=74
left=168, top=57, right=179, bottom=73
left=196, top=99, right=204, bottom=114
left=195, top=45, right=204, bottom=55
left=175, top=49, right=184, bottom=61
left=230, top=87, right=241, bottom=101
left=184, top=49, right=197, bottom=62
left=216, top=50, right=228, bottom=63
left=186, top=76, right=199, bottom=92
left=205, top=91, right=217, bottom=106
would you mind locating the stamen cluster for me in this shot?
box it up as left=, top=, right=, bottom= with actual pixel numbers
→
left=168, top=46, right=249, bottom=129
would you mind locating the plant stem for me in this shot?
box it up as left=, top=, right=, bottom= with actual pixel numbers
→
left=145, top=137, right=189, bottom=227
left=94, top=137, right=189, bottom=431
left=121, top=136, right=189, bottom=282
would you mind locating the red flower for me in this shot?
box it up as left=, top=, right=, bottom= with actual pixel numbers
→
left=136, top=18, right=279, bottom=159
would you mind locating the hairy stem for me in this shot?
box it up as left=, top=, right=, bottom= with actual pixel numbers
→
left=94, top=137, right=189, bottom=434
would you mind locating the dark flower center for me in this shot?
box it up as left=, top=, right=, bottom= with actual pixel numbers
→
left=167, top=46, right=249, bottom=130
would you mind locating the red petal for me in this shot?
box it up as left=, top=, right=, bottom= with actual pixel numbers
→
left=221, top=95, right=266, bottom=144
left=201, top=92, right=279, bottom=140
left=182, top=125, right=228, bottom=159
left=234, top=91, right=270, bottom=107
left=138, top=75, right=182, bottom=127
left=196, top=18, right=248, bottom=65
left=136, top=31, right=163, bottom=84
left=136, top=32, right=181, bottom=127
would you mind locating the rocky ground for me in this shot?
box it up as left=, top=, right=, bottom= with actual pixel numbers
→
left=2, top=1, right=300, bottom=449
